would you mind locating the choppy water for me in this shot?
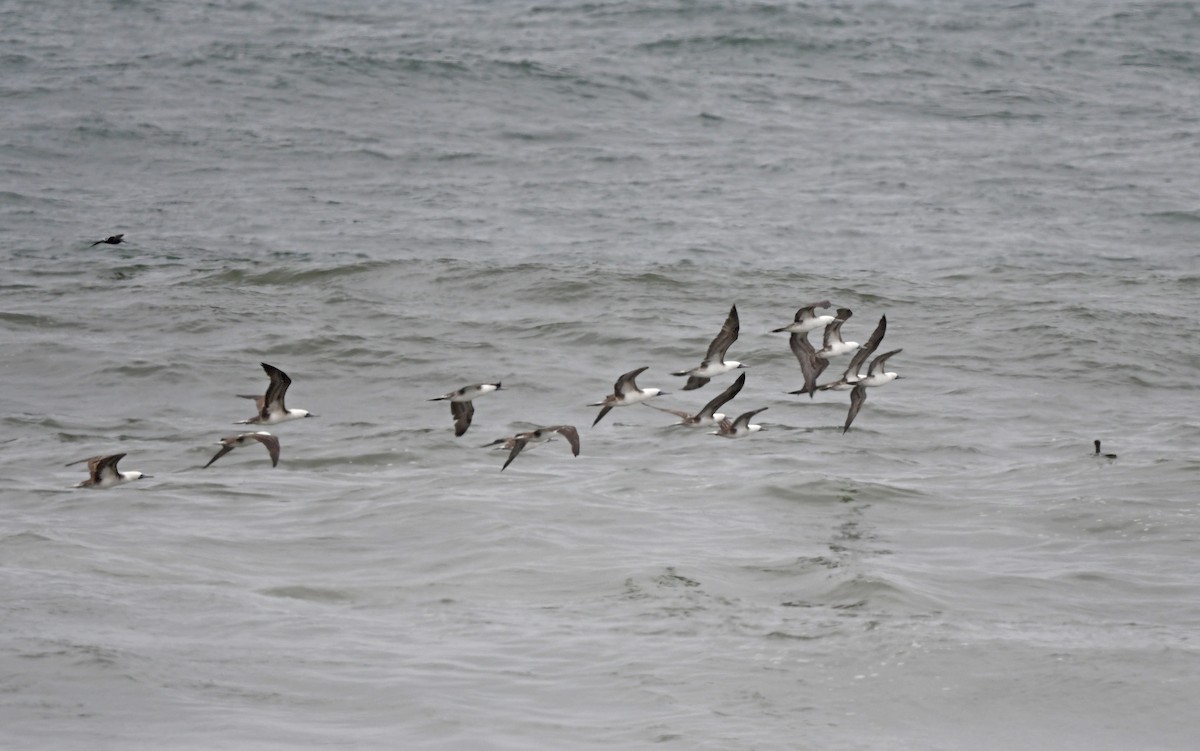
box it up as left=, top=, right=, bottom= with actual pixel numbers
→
left=3, top=1, right=1200, bottom=748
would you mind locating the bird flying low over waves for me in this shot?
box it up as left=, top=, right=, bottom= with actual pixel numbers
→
left=789, top=307, right=860, bottom=398
left=67, top=453, right=150, bottom=488
left=645, top=371, right=746, bottom=427
left=90, top=233, right=124, bottom=247
left=203, top=432, right=280, bottom=469
left=842, top=349, right=902, bottom=433
left=486, top=425, right=581, bottom=471
left=429, top=383, right=502, bottom=437
left=710, top=407, right=767, bottom=438
left=236, top=362, right=316, bottom=425
left=815, top=307, right=859, bottom=359
left=590, top=366, right=667, bottom=427
left=770, top=300, right=834, bottom=335
left=671, top=304, right=745, bottom=390
left=815, top=315, right=887, bottom=393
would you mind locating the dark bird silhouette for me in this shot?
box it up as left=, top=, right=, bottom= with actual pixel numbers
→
left=90, top=234, right=125, bottom=247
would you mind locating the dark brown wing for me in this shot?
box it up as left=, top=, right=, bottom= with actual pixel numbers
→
left=501, top=436, right=530, bottom=471
left=451, top=401, right=475, bottom=437
left=702, top=304, right=739, bottom=363
left=93, top=453, right=125, bottom=483
left=592, top=405, right=613, bottom=427
left=698, top=371, right=746, bottom=419
left=260, top=362, right=292, bottom=416
left=249, top=433, right=281, bottom=466
left=681, top=375, right=710, bottom=391
left=789, top=333, right=827, bottom=397
left=551, top=426, right=581, bottom=456
left=203, top=444, right=235, bottom=469
left=847, top=316, right=886, bottom=376
left=732, top=407, right=767, bottom=431
left=613, top=366, right=648, bottom=397
left=822, top=309, right=852, bottom=349
left=795, top=300, right=832, bottom=322
left=868, top=348, right=902, bottom=376
left=843, top=384, right=867, bottom=433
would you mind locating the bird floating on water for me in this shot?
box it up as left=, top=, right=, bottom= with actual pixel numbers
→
left=1093, top=440, right=1117, bottom=459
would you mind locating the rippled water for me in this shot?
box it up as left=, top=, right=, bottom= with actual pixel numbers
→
left=2, top=1, right=1199, bottom=748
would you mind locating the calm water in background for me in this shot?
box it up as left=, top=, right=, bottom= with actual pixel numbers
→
left=2, top=1, right=1199, bottom=748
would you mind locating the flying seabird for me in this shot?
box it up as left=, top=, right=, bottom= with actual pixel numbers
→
left=590, top=366, right=667, bottom=426
left=814, top=315, right=887, bottom=393
left=787, top=330, right=828, bottom=399
left=771, top=300, right=834, bottom=334
left=671, top=304, right=745, bottom=390
left=90, top=233, right=125, bottom=247
left=815, top=308, right=859, bottom=359
left=67, top=453, right=150, bottom=488
left=203, top=432, right=280, bottom=469
left=786, top=308, right=858, bottom=398
left=236, top=362, right=315, bottom=424
left=487, top=425, right=581, bottom=471
left=429, top=383, right=502, bottom=437
left=842, top=349, right=902, bottom=433
left=1093, top=440, right=1117, bottom=459
left=710, top=407, right=768, bottom=438
left=645, top=371, right=746, bottom=427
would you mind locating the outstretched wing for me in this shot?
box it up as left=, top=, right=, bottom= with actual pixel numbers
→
left=789, top=333, right=827, bottom=397
left=451, top=401, right=475, bottom=437
left=203, top=445, right=235, bottom=469
left=868, top=348, right=903, bottom=376
left=846, top=315, right=886, bottom=377
left=592, top=405, right=613, bottom=427
left=843, top=384, right=867, bottom=433
left=501, top=437, right=530, bottom=471
left=551, top=426, right=581, bottom=457
left=732, top=407, right=767, bottom=431
left=702, top=304, right=740, bottom=363
left=93, top=453, right=125, bottom=483
left=822, top=309, right=852, bottom=349
left=698, top=371, right=745, bottom=418
left=249, top=433, right=281, bottom=466
left=260, top=362, right=292, bottom=416
left=614, top=366, right=649, bottom=397
left=795, top=300, right=832, bottom=323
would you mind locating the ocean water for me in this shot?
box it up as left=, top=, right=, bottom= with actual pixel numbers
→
left=2, top=0, right=1199, bottom=748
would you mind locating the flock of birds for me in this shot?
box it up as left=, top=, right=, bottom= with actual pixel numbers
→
left=68, top=296, right=909, bottom=487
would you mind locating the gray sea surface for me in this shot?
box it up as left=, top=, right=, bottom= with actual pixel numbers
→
left=2, top=0, right=1200, bottom=748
